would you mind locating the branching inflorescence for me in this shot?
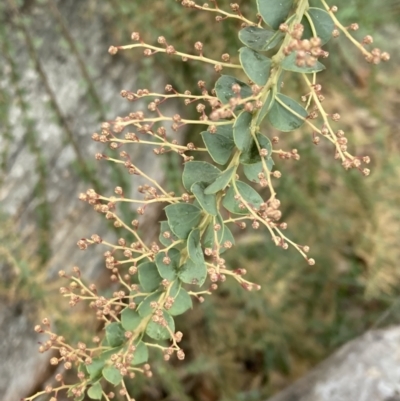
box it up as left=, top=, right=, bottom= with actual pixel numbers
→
left=27, top=1, right=390, bottom=401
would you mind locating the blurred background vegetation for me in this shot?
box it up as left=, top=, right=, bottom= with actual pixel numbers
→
left=1, top=0, right=400, bottom=400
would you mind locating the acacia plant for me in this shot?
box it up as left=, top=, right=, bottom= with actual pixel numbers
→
left=27, top=1, right=390, bottom=400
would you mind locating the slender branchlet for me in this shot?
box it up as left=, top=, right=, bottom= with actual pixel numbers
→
left=26, top=1, right=389, bottom=400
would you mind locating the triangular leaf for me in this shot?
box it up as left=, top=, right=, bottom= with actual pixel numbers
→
left=241, top=134, right=274, bottom=181
left=155, top=248, right=180, bottom=281
left=240, top=133, right=272, bottom=165
left=159, top=220, right=178, bottom=246
left=281, top=52, right=325, bottom=73
left=203, top=214, right=225, bottom=248
left=220, top=225, right=235, bottom=250
left=146, top=311, right=175, bottom=340
left=138, top=291, right=162, bottom=317
left=203, top=219, right=235, bottom=255
left=204, top=166, right=235, bottom=195
left=243, top=160, right=274, bottom=183
left=138, top=262, right=161, bottom=292
left=131, top=341, right=149, bottom=366
left=191, top=182, right=218, bottom=216
left=168, top=286, right=193, bottom=316
left=87, top=382, right=103, bottom=400
left=121, top=308, right=142, bottom=331
left=105, top=323, right=125, bottom=347
left=233, top=111, right=253, bottom=152
left=182, top=161, right=220, bottom=191
left=201, top=123, right=235, bottom=165
left=86, top=359, right=105, bottom=381
left=302, top=7, right=334, bottom=45
left=239, top=26, right=284, bottom=51
left=165, top=203, right=202, bottom=239
left=187, top=229, right=204, bottom=266
left=178, top=258, right=207, bottom=286
left=257, top=0, right=294, bottom=30
left=222, top=181, right=264, bottom=215
left=256, top=90, right=274, bottom=125
left=239, top=47, right=272, bottom=86
left=102, top=365, right=122, bottom=386
left=268, top=93, right=307, bottom=132
left=215, top=75, right=253, bottom=105
left=169, top=279, right=181, bottom=298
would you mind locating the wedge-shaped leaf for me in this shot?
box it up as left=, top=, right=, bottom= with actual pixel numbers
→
left=182, top=161, right=220, bottom=191
left=203, top=216, right=234, bottom=254
left=187, top=229, right=204, bottom=266
left=215, top=75, right=253, bottom=105
left=201, top=123, right=235, bottom=165
left=103, top=365, right=122, bottom=386
left=241, top=134, right=274, bottom=182
left=256, top=90, right=273, bottom=125
left=302, top=8, right=334, bottom=45
left=191, top=182, right=218, bottom=216
left=168, top=286, right=193, bottom=316
left=223, top=181, right=264, bottom=215
left=169, top=279, right=181, bottom=298
left=86, top=359, right=106, bottom=381
left=146, top=311, right=175, bottom=340
left=203, top=214, right=224, bottom=248
left=234, top=111, right=253, bottom=152
left=239, top=26, right=284, bottom=51
left=138, top=261, right=161, bottom=292
left=121, top=308, right=142, bottom=331
left=268, top=93, right=307, bottom=132
left=220, top=225, right=235, bottom=249
left=204, top=166, right=235, bottom=195
left=159, top=220, right=178, bottom=247
left=131, top=341, right=148, bottom=365
left=155, top=248, right=180, bottom=281
left=281, top=52, right=325, bottom=73
left=105, top=322, right=125, bottom=347
left=240, top=133, right=272, bottom=165
left=86, top=346, right=124, bottom=380
left=243, top=159, right=274, bottom=183
left=257, top=0, right=294, bottom=30
left=87, top=382, right=103, bottom=400
left=165, top=203, right=202, bottom=239
left=138, top=291, right=162, bottom=317
left=239, top=47, right=272, bottom=86
left=178, top=258, right=207, bottom=286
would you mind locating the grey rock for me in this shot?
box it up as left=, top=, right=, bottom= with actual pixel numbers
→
left=0, top=1, right=171, bottom=399
left=267, top=326, right=400, bottom=401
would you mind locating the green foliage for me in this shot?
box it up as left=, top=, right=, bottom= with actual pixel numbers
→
left=201, top=124, right=235, bottom=165
left=165, top=203, right=203, bottom=239
left=178, top=258, right=207, bottom=286
left=138, top=261, right=162, bottom=292
left=239, top=26, right=284, bottom=51
left=257, top=0, right=294, bottom=30
left=24, top=1, right=394, bottom=401
left=222, top=181, right=264, bottom=215
left=155, top=248, right=181, bottom=280
left=87, top=382, right=102, bottom=400
left=215, top=75, right=253, bottom=105
left=302, top=7, right=335, bottom=45
left=268, top=94, right=308, bottom=131
left=239, top=47, right=272, bottom=85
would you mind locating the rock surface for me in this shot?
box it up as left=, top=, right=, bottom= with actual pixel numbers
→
left=0, top=1, right=166, bottom=399
left=267, top=326, right=400, bottom=401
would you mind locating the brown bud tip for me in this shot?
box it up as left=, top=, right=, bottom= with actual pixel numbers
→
left=108, top=46, right=118, bottom=55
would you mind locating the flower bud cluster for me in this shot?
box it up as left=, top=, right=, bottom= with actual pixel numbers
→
left=282, top=23, right=327, bottom=67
